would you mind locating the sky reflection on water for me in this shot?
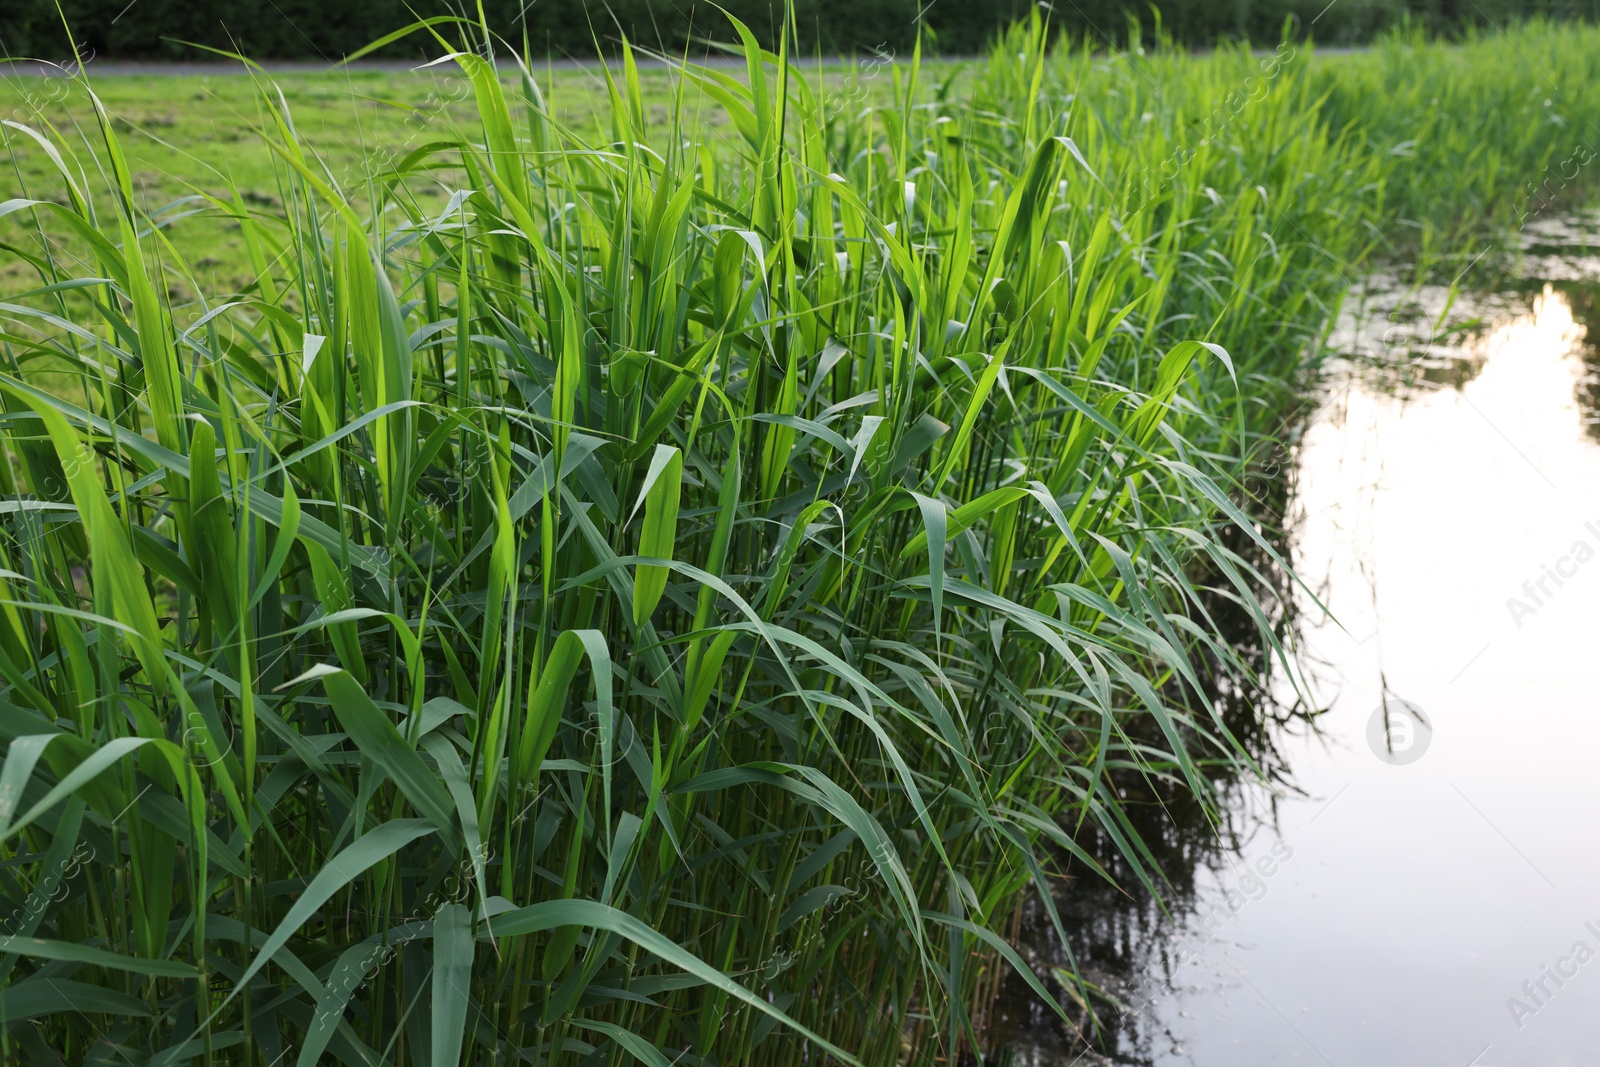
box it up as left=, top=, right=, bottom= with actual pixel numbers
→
left=998, top=279, right=1600, bottom=1067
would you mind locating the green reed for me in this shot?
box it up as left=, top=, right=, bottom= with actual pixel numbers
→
left=0, top=11, right=1593, bottom=1066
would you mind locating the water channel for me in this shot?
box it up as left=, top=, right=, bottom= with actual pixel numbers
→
left=993, top=234, right=1600, bottom=1066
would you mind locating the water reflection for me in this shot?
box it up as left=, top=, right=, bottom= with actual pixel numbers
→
left=995, top=275, right=1600, bottom=1066
left=1547, top=281, right=1600, bottom=442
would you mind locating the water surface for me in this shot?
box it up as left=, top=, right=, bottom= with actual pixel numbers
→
left=995, top=263, right=1600, bottom=1066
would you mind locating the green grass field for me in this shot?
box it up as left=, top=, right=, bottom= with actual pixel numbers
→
left=0, top=62, right=752, bottom=296
left=0, top=14, right=1595, bottom=1066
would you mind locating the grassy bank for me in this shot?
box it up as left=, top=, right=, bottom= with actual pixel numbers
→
left=0, top=14, right=1594, bottom=1066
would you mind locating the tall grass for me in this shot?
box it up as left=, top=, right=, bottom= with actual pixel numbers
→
left=1309, top=21, right=1600, bottom=269
left=0, top=12, right=1594, bottom=1066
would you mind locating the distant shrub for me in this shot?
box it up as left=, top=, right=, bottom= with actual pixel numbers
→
left=3, top=0, right=1599, bottom=61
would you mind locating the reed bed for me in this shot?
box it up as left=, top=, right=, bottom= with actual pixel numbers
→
left=0, top=12, right=1593, bottom=1066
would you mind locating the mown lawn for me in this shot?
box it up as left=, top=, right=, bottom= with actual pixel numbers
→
left=1, top=60, right=789, bottom=294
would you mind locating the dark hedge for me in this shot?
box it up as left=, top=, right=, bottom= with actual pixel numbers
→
left=1, top=0, right=1597, bottom=61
